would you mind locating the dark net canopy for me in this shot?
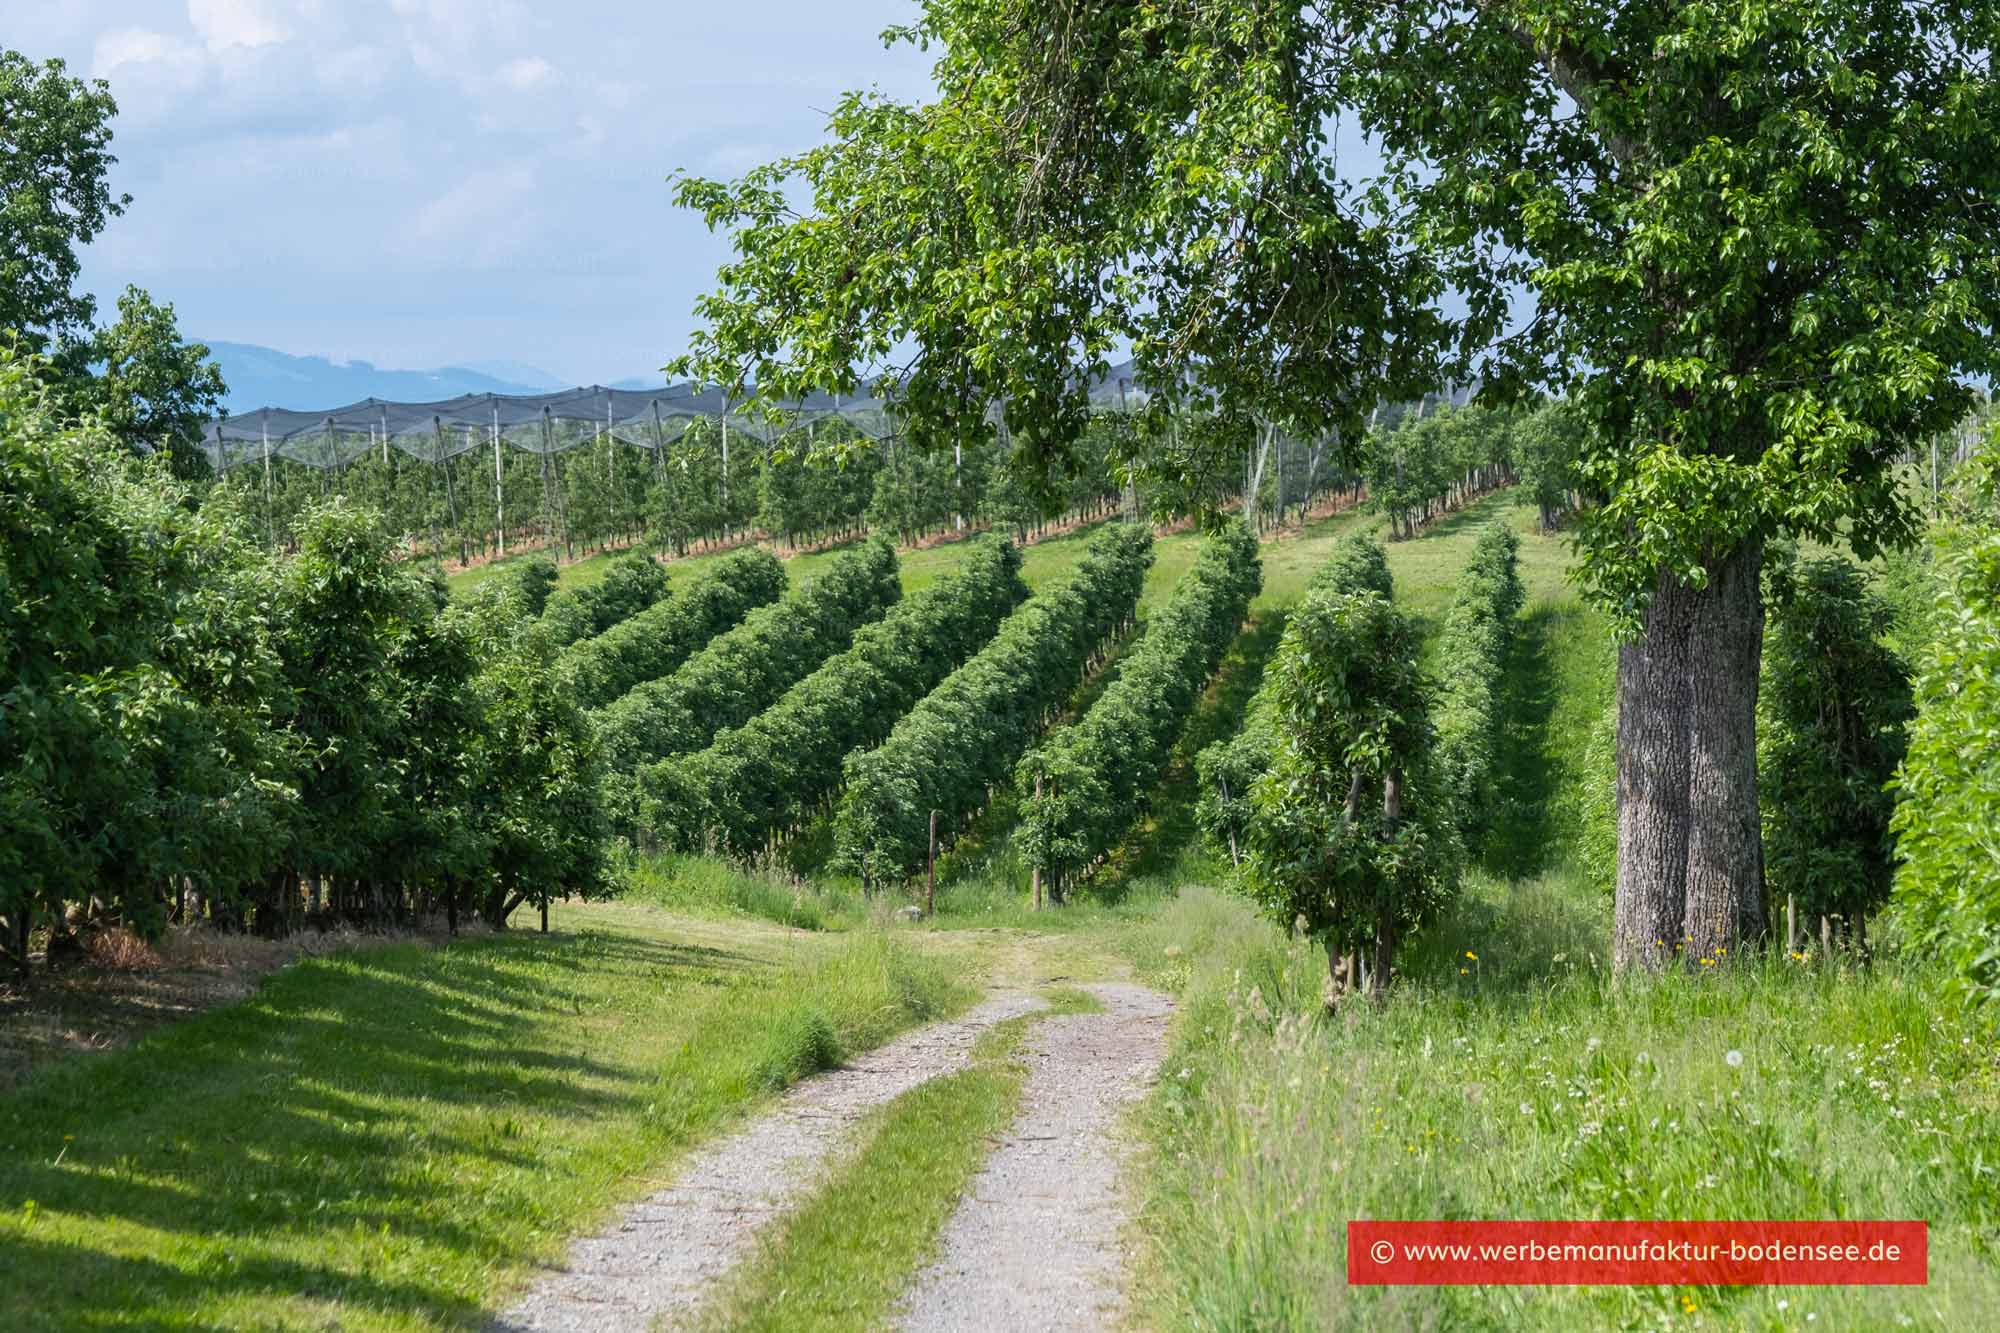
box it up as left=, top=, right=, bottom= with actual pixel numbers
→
left=202, top=381, right=903, bottom=472
left=203, top=361, right=1159, bottom=472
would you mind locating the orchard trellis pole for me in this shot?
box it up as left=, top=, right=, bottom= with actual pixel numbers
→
left=493, top=400, right=505, bottom=558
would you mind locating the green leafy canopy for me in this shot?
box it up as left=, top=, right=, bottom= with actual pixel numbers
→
left=673, top=2, right=2000, bottom=628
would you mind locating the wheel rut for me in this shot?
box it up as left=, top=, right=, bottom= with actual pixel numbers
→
left=491, top=991, right=1044, bottom=1332
left=895, top=981, right=1174, bottom=1332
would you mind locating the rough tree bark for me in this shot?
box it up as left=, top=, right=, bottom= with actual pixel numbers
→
left=1613, top=541, right=1767, bottom=971
left=1684, top=538, right=1766, bottom=959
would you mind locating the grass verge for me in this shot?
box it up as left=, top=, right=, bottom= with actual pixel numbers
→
left=623, top=852, right=868, bottom=932
left=0, top=907, right=965, bottom=1331
left=694, top=988, right=1102, bottom=1332
left=1124, top=884, right=1999, bottom=1330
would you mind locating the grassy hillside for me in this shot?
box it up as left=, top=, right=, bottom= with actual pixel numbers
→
left=11, top=488, right=1989, bottom=1331
left=0, top=908, right=964, bottom=1330
left=1107, top=496, right=1997, bottom=1331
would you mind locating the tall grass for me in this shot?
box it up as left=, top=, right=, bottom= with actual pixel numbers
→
left=622, top=851, right=867, bottom=931
left=1125, top=885, right=1998, bottom=1330
left=1121, top=493, right=1997, bottom=1329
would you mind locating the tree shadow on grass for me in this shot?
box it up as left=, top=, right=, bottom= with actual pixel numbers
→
left=0, top=928, right=756, bottom=1329
left=1405, top=488, right=1519, bottom=544
left=1478, top=603, right=1566, bottom=882
left=1390, top=601, right=1616, bottom=1013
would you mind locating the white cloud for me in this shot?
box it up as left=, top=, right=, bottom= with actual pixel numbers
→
left=496, top=56, right=552, bottom=91
left=91, top=28, right=210, bottom=125
left=52, top=0, right=937, bottom=383
left=187, top=0, right=293, bottom=52
left=410, top=162, right=538, bottom=262
left=93, top=27, right=206, bottom=77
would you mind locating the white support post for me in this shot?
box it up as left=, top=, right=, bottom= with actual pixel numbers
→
left=493, top=401, right=505, bottom=558
left=260, top=412, right=274, bottom=543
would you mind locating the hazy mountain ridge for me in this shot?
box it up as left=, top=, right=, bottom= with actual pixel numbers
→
left=202, top=343, right=669, bottom=414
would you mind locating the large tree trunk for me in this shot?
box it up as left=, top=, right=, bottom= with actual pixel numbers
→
left=1684, top=538, right=1766, bottom=959
left=1613, top=541, right=1766, bottom=972
left=1614, top=568, right=1697, bottom=970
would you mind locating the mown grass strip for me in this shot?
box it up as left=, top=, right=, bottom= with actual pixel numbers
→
left=0, top=908, right=965, bottom=1331
left=696, top=988, right=1102, bottom=1333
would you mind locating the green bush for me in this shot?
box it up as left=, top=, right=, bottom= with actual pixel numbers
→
left=1891, top=441, right=2000, bottom=1013
left=1759, top=551, right=1911, bottom=941
left=507, top=556, right=560, bottom=616
left=538, top=549, right=671, bottom=647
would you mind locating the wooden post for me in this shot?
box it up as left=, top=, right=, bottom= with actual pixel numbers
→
left=540, top=896, right=549, bottom=934
left=1220, top=776, right=1239, bottom=866
left=927, top=810, right=938, bottom=918
left=1786, top=894, right=1796, bottom=953
left=1031, top=777, right=1043, bottom=911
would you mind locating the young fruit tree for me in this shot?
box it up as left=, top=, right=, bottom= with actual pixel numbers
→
left=1243, top=582, right=1459, bottom=1000
left=671, top=3, right=2000, bottom=971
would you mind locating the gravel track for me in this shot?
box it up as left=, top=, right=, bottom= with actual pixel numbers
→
left=491, top=991, right=1045, bottom=1333
left=895, top=980, right=1174, bottom=1333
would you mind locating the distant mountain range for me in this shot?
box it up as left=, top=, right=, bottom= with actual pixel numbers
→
left=203, top=341, right=668, bottom=414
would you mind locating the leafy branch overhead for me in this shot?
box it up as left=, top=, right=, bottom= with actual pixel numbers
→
left=673, top=2, right=2000, bottom=624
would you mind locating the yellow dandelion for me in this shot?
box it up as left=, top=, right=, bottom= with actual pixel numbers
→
left=1699, top=957, right=1716, bottom=967
left=1465, top=951, right=1479, bottom=961
left=1459, top=967, right=1469, bottom=975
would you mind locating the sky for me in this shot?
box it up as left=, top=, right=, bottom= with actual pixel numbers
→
left=15, top=1, right=935, bottom=385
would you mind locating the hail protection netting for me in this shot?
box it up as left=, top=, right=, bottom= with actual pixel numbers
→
left=201, top=383, right=904, bottom=472
left=197, top=362, right=1363, bottom=564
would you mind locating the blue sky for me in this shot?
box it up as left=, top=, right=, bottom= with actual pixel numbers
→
left=16, top=1, right=933, bottom=384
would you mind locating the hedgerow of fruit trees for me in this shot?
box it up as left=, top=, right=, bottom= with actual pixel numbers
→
left=0, top=350, right=607, bottom=971
left=1017, top=525, right=1261, bottom=900
left=591, top=539, right=901, bottom=824
left=1237, top=525, right=1524, bottom=999
left=1891, top=433, right=2000, bottom=1014
left=1194, top=533, right=1394, bottom=863
left=538, top=551, right=673, bottom=649
left=1239, top=579, right=1454, bottom=998
left=558, top=549, right=787, bottom=710
left=643, top=537, right=1028, bottom=855
left=1365, top=403, right=1518, bottom=540
left=1430, top=524, right=1527, bottom=845
left=832, top=522, right=1154, bottom=884
left=1758, top=550, right=1912, bottom=952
